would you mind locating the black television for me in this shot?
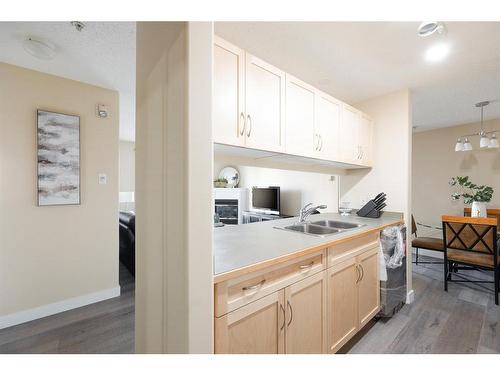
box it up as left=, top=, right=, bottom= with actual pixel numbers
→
left=251, top=186, right=280, bottom=215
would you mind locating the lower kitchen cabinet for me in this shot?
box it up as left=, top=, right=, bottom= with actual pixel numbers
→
left=327, top=257, right=359, bottom=353
left=327, top=246, right=380, bottom=353
left=285, top=270, right=327, bottom=354
left=215, top=270, right=327, bottom=354
left=357, top=248, right=381, bottom=327
left=214, top=240, right=382, bottom=354
left=215, top=291, right=285, bottom=354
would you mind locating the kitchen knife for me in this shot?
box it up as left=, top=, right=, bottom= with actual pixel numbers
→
left=375, top=202, right=386, bottom=211
left=374, top=194, right=386, bottom=205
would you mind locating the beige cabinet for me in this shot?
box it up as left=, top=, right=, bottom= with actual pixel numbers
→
left=215, top=291, right=285, bottom=354
left=315, top=91, right=341, bottom=160
left=339, top=103, right=360, bottom=164
left=245, top=53, right=285, bottom=152
left=285, top=74, right=315, bottom=157
left=215, top=270, right=327, bottom=354
left=327, top=246, right=380, bottom=353
left=357, top=248, right=380, bottom=327
left=284, top=270, right=327, bottom=354
left=327, top=257, right=359, bottom=353
left=213, top=36, right=374, bottom=168
left=213, top=37, right=245, bottom=146
left=358, top=113, right=373, bottom=166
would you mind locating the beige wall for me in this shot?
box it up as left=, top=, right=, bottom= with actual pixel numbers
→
left=413, top=118, right=500, bottom=237
left=214, top=154, right=340, bottom=215
left=340, top=89, right=412, bottom=295
left=119, top=141, right=135, bottom=192
left=0, top=63, right=119, bottom=320
left=135, top=22, right=213, bottom=354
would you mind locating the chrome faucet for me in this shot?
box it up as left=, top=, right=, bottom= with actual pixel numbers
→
left=299, top=203, right=327, bottom=222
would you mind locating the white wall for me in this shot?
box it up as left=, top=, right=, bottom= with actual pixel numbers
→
left=0, top=63, right=119, bottom=326
left=119, top=141, right=135, bottom=211
left=214, top=154, right=339, bottom=215
left=135, top=22, right=213, bottom=354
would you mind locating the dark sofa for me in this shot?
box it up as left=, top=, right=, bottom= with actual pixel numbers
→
left=119, top=211, right=135, bottom=276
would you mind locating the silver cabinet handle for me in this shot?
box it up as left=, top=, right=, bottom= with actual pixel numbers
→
left=319, top=135, right=323, bottom=151
left=246, top=114, right=252, bottom=137
left=314, top=134, right=319, bottom=150
left=239, top=112, right=246, bottom=136
left=287, top=300, right=293, bottom=327
left=280, top=303, right=286, bottom=331
left=359, top=264, right=364, bottom=281
left=299, top=261, right=314, bottom=270
left=242, top=279, right=265, bottom=291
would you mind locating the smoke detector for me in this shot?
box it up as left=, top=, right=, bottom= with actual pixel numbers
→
left=418, top=22, right=446, bottom=37
left=71, top=21, right=86, bottom=32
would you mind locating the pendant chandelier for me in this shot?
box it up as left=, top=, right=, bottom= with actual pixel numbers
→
left=455, top=101, right=499, bottom=151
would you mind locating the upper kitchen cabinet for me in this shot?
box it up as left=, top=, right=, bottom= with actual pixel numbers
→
left=213, top=37, right=245, bottom=146
left=315, top=91, right=341, bottom=161
left=358, top=113, right=373, bottom=166
left=285, top=74, right=315, bottom=157
left=339, top=103, right=360, bottom=164
left=213, top=36, right=373, bottom=168
left=245, top=53, right=286, bottom=152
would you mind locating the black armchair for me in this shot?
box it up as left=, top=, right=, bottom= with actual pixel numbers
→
left=119, top=211, right=135, bottom=276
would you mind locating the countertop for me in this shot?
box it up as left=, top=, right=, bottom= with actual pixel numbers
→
left=214, top=211, right=404, bottom=283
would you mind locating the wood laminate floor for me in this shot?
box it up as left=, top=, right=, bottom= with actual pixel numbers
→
left=0, top=263, right=135, bottom=354
left=2, top=256, right=499, bottom=354
left=343, top=255, right=500, bottom=354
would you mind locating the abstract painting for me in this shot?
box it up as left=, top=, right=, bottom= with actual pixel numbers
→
left=37, top=110, right=80, bottom=206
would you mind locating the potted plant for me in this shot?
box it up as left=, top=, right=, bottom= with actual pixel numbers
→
left=213, top=177, right=228, bottom=188
left=449, top=176, right=494, bottom=217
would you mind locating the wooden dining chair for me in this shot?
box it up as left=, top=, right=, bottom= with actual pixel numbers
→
left=442, top=215, right=499, bottom=305
left=411, top=215, right=444, bottom=265
left=464, top=207, right=500, bottom=222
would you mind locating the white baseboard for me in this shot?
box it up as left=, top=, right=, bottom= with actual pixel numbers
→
left=0, top=286, right=121, bottom=330
left=406, top=289, right=415, bottom=304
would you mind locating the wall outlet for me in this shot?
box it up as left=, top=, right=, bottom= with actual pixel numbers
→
left=98, top=173, right=107, bottom=185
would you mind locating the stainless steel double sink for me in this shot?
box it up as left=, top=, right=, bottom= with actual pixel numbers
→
left=275, top=219, right=365, bottom=237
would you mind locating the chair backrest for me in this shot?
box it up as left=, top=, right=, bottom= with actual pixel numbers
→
left=442, top=215, right=498, bottom=255
left=411, top=214, right=417, bottom=236
left=464, top=207, right=500, bottom=223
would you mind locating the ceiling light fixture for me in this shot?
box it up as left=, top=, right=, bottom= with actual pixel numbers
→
left=454, top=101, right=500, bottom=151
left=418, top=22, right=446, bottom=37
left=425, top=43, right=450, bottom=63
left=23, top=37, right=56, bottom=60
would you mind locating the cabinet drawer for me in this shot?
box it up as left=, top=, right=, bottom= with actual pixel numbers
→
left=215, top=250, right=326, bottom=317
left=328, top=232, right=379, bottom=267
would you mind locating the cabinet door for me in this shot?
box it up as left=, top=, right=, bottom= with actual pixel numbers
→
left=339, top=104, right=360, bottom=164
left=327, top=257, right=359, bottom=353
left=315, top=91, right=341, bottom=161
left=215, top=291, right=285, bottom=354
left=245, top=53, right=285, bottom=152
left=357, top=247, right=380, bottom=327
left=359, top=113, right=373, bottom=166
left=284, top=271, right=327, bottom=354
left=285, top=74, right=315, bottom=157
left=213, top=37, right=246, bottom=146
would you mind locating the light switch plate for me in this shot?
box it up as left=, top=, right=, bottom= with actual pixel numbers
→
left=98, top=173, right=107, bottom=185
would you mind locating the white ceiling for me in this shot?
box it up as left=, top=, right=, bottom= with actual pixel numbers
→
left=215, top=22, right=500, bottom=131
left=0, top=22, right=136, bottom=141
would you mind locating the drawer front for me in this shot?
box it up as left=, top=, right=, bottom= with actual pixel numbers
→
left=215, top=250, right=326, bottom=317
left=327, top=232, right=379, bottom=267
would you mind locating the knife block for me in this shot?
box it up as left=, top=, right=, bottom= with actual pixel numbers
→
left=357, top=200, right=383, bottom=218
